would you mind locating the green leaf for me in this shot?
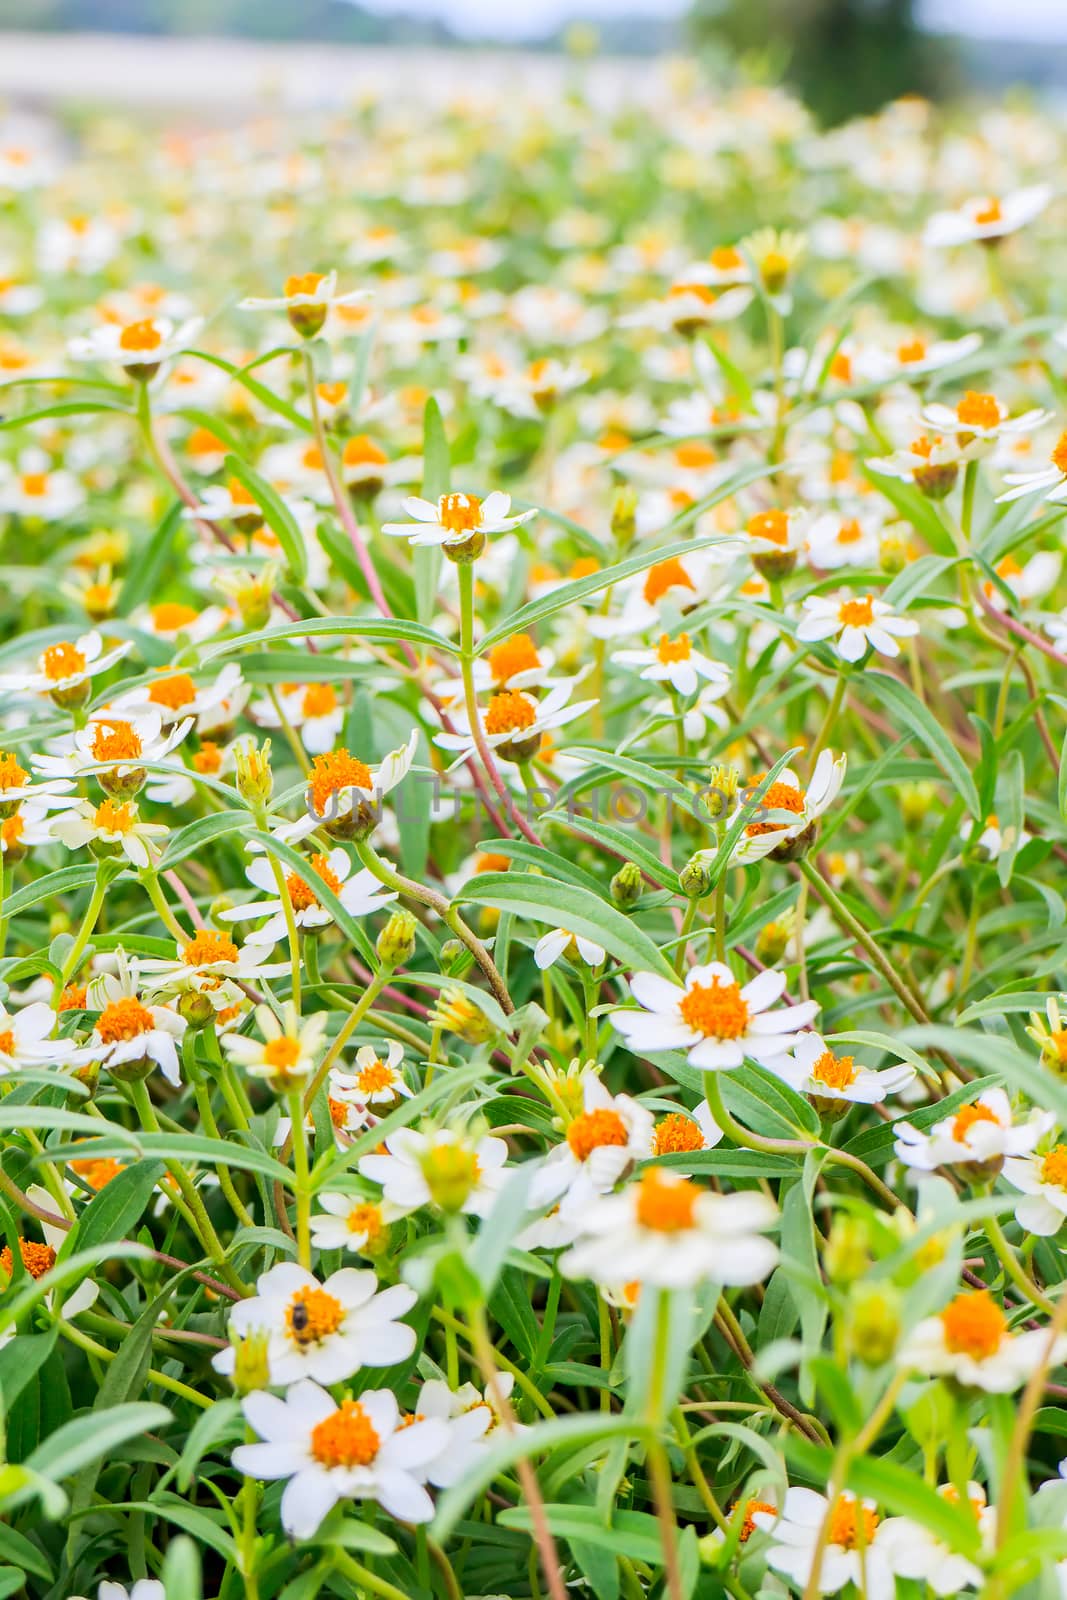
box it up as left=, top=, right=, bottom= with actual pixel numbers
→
left=22, top=1403, right=172, bottom=1493
left=225, top=452, right=307, bottom=584
left=500, top=1504, right=664, bottom=1565
left=120, top=1498, right=236, bottom=1561
left=199, top=614, right=455, bottom=661
left=185, top=349, right=310, bottom=431
left=68, top=1159, right=166, bottom=1257
left=159, top=811, right=252, bottom=870
left=415, top=397, right=449, bottom=626
left=862, top=672, right=980, bottom=817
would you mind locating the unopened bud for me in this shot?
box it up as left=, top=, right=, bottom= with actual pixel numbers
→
left=420, top=1137, right=481, bottom=1214
left=377, top=909, right=417, bottom=967
left=177, top=989, right=217, bottom=1029
left=234, top=739, right=273, bottom=809
left=610, top=861, right=643, bottom=908
left=611, top=486, right=638, bottom=543
left=679, top=855, right=713, bottom=899
left=431, top=986, right=495, bottom=1043
left=703, top=764, right=740, bottom=820
left=755, top=910, right=795, bottom=967
left=898, top=781, right=937, bottom=830
left=231, top=1328, right=272, bottom=1393
left=823, top=1214, right=871, bottom=1286
left=847, top=1285, right=902, bottom=1366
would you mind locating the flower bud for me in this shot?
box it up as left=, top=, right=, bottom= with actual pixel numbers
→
left=431, top=986, right=495, bottom=1043
left=420, top=1138, right=481, bottom=1214
left=234, top=739, right=273, bottom=809
left=610, top=861, right=643, bottom=908
left=702, top=764, right=740, bottom=820
left=443, top=529, right=487, bottom=565
left=755, top=910, right=795, bottom=967
left=914, top=461, right=958, bottom=501
left=898, top=781, right=938, bottom=831
left=177, top=989, right=218, bottom=1030
left=846, top=1285, right=902, bottom=1365
left=679, top=855, right=713, bottom=899
left=377, top=909, right=417, bottom=967
left=611, top=486, right=638, bottom=544
left=97, top=764, right=147, bottom=801
left=230, top=1328, right=272, bottom=1394
left=823, top=1214, right=870, bottom=1286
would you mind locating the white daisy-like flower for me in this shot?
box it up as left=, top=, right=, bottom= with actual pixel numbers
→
left=113, top=663, right=247, bottom=731
left=137, top=929, right=287, bottom=1006
left=805, top=511, right=884, bottom=570
left=215, top=1262, right=417, bottom=1388
left=434, top=679, right=596, bottom=767
left=0, top=465, right=84, bottom=521
left=894, top=1087, right=1053, bottom=1173
left=611, top=962, right=818, bottom=1072
left=233, top=1380, right=445, bottom=1539
left=1003, top=1142, right=1067, bottom=1236
left=0, top=631, right=132, bottom=700
left=923, top=185, right=1052, bottom=247
left=561, top=1168, right=778, bottom=1289
left=219, top=848, right=396, bottom=947
left=134, top=599, right=227, bottom=644
left=529, top=1075, right=654, bottom=1215
left=754, top=1488, right=893, bottom=1600
left=85, top=955, right=187, bottom=1087
left=309, top=1194, right=399, bottom=1254
left=35, top=711, right=194, bottom=788
left=728, top=749, right=847, bottom=866
left=68, top=315, right=203, bottom=372
left=867, top=432, right=963, bottom=493
left=0, top=998, right=88, bottom=1075
left=330, top=1041, right=413, bottom=1109
left=1, top=801, right=53, bottom=856
left=358, top=1126, right=509, bottom=1219
left=961, top=811, right=1029, bottom=862
left=381, top=490, right=535, bottom=550
left=774, top=1032, right=916, bottom=1105
left=50, top=796, right=169, bottom=870
left=301, top=735, right=419, bottom=832
left=877, top=1487, right=989, bottom=1596
left=920, top=390, right=1050, bottom=451
left=221, top=1004, right=329, bottom=1088
left=623, top=280, right=755, bottom=336
left=239, top=268, right=369, bottom=320
left=253, top=683, right=345, bottom=757
left=409, top=1376, right=512, bottom=1488
left=796, top=592, right=919, bottom=662
left=899, top=1287, right=1067, bottom=1392
left=655, top=680, right=731, bottom=743
left=488, top=356, right=588, bottom=419
left=533, top=928, right=606, bottom=971
left=876, top=330, right=983, bottom=378
left=182, top=475, right=280, bottom=527
left=0, top=749, right=73, bottom=815
left=76, top=1581, right=166, bottom=1600
left=980, top=550, right=1061, bottom=610
left=745, top=507, right=808, bottom=558
left=614, top=631, right=730, bottom=698
left=997, top=427, right=1067, bottom=504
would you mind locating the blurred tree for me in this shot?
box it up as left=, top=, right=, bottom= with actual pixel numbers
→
left=689, top=0, right=960, bottom=124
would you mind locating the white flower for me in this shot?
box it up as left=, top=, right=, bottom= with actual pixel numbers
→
left=612, top=963, right=818, bottom=1072
left=614, top=631, right=730, bottom=698
left=0, top=999, right=88, bottom=1075
left=330, top=1041, right=413, bottom=1109
left=113, top=663, right=247, bottom=730
left=50, top=796, right=169, bottom=870
left=0, top=748, right=73, bottom=812
left=309, top=1194, right=399, bottom=1254
left=233, top=1380, right=445, bottom=1539
left=775, top=1032, right=915, bottom=1105
left=533, top=928, right=605, bottom=971
left=222, top=1004, right=329, bottom=1088
left=35, top=711, right=193, bottom=787
left=1003, top=1141, right=1067, bottom=1236
left=997, top=428, right=1067, bottom=504
left=0, top=630, right=132, bottom=698
left=214, top=1263, right=417, bottom=1387
left=86, top=955, right=187, bottom=1087
left=899, top=1288, right=1067, bottom=1392
left=529, top=1075, right=654, bottom=1215
left=0, top=465, right=84, bottom=520
left=358, top=1127, right=509, bottom=1218
left=302, top=735, right=419, bottom=830
left=877, top=1490, right=988, bottom=1595
left=962, top=811, right=1029, bottom=862
left=68, top=315, right=203, bottom=370
left=921, top=391, right=1050, bottom=450
left=805, top=511, right=883, bottom=570
left=254, top=683, right=345, bottom=756
left=980, top=550, right=1060, bottom=609
left=94, top=1582, right=167, bottom=1600
left=867, top=432, right=963, bottom=489
left=219, top=848, right=396, bottom=947
left=796, top=592, right=919, bottom=662
left=137, top=930, right=287, bottom=1006
left=894, top=1087, right=1052, bottom=1172
left=409, top=1377, right=504, bottom=1488
left=755, top=1488, right=893, bottom=1600
left=623, top=280, right=754, bottom=336
left=923, top=185, right=1052, bottom=247
left=381, top=490, right=535, bottom=550
left=434, top=679, right=596, bottom=767
left=239, top=269, right=370, bottom=315
left=728, top=750, right=847, bottom=866
left=560, top=1168, right=778, bottom=1289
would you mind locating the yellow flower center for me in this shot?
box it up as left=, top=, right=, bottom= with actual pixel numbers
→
left=71, top=1156, right=124, bottom=1190
left=118, top=319, right=163, bottom=353
left=226, top=476, right=257, bottom=508
left=148, top=673, right=197, bottom=711
left=836, top=518, right=863, bottom=545
left=21, top=473, right=49, bottom=498
left=91, top=720, right=143, bottom=762
left=182, top=930, right=239, bottom=967
left=438, top=492, right=483, bottom=535
left=488, top=634, right=541, bottom=684
left=973, top=198, right=1002, bottom=225
left=897, top=337, right=927, bottom=364
left=308, top=750, right=374, bottom=816
left=567, top=1108, right=629, bottom=1162
left=674, top=442, right=717, bottom=470
left=357, top=1061, right=396, bottom=1095
left=829, top=352, right=852, bottom=383
left=634, top=1168, right=700, bottom=1233
left=745, top=778, right=805, bottom=837
left=97, top=996, right=155, bottom=1042
left=0, top=1239, right=56, bottom=1280
left=669, top=281, right=716, bottom=305
left=286, top=852, right=343, bottom=912
left=747, top=509, right=789, bottom=547
left=679, top=976, right=750, bottom=1039
left=643, top=557, right=694, bottom=604
left=42, top=641, right=87, bottom=681
left=284, top=272, right=325, bottom=298
left=318, top=381, right=348, bottom=407
left=0, top=1030, right=13, bottom=1054
left=956, top=391, right=1001, bottom=430
left=484, top=691, right=536, bottom=736
left=301, top=684, right=338, bottom=720
left=187, top=427, right=226, bottom=457
left=839, top=596, right=875, bottom=627
left=1041, top=1144, right=1067, bottom=1188
left=828, top=1497, right=879, bottom=1551
left=940, top=1289, right=1006, bottom=1359
left=0, top=753, right=27, bottom=791
left=710, top=245, right=743, bottom=271
left=310, top=1399, right=381, bottom=1467
left=93, top=798, right=136, bottom=834
left=193, top=741, right=222, bottom=775
left=733, top=1498, right=778, bottom=1543
left=346, top=1202, right=384, bottom=1240
left=811, top=1050, right=857, bottom=1091
left=150, top=602, right=199, bottom=632
left=1050, top=431, right=1067, bottom=476
left=264, top=1037, right=302, bottom=1076
left=952, top=1102, right=1000, bottom=1142
left=342, top=434, right=388, bottom=468
left=59, top=984, right=87, bottom=1012
left=287, top=1286, right=345, bottom=1345
left=1, top=814, right=23, bottom=850
left=656, top=632, right=692, bottom=664
left=652, top=1112, right=706, bottom=1155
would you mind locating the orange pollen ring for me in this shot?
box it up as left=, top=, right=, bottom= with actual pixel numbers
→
left=484, top=691, right=537, bottom=737
left=310, top=1399, right=381, bottom=1467
left=679, top=977, right=750, bottom=1039
left=567, top=1108, right=628, bottom=1162
left=42, top=641, right=87, bottom=681
left=634, top=1169, right=700, bottom=1232
left=940, top=1290, right=1007, bottom=1359
left=96, top=996, right=155, bottom=1043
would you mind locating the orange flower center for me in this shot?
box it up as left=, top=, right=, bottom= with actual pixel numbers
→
left=1, top=815, right=23, bottom=850
left=747, top=510, right=789, bottom=547
left=347, top=1202, right=384, bottom=1239
left=284, top=272, right=325, bottom=298
left=745, top=778, right=805, bottom=837
left=187, top=427, right=225, bottom=457
left=71, top=1156, right=124, bottom=1190
left=1041, top=1144, right=1067, bottom=1188
left=310, top=1399, right=381, bottom=1467
left=956, top=391, right=1001, bottom=430
left=897, top=337, right=927, bottom=364
left=182, top=930, right=239, bottom=966
left=0, top=1239, right=56, bottom=1280
left=308, top=750, right=374, bottom=816
left=811, top=1050, right=857, bottom=1091
left=193, top=741, right=222, bottom=775
left=656, top=632, right=692, bottom=664
left=634, top=1169, right=700, bottom=1233
left=839, top=596, right=875, bottom=627
left=42, top=641, right=87, bottom=681
left=1051, top=431, right=1067, bottom=476
left=93, top=798, right=135, bottom=833
left=652, top=1112, right=706, bottom=1155
left=118, top=319, right=163, bottom=353
left=301, top=685, right=338, bottom=720
left=940, top=1289, right=1006, bottom=1359
left=475, top=851, right=511, bottom=873
left=148, top=673, right=197, bottom=711
left=952, top=1102, right=1000, bottom=1142
left=342, top=434, right=388, bottom=468
left=287, top=1286, right=345, bottom=1345
left=97, top=996, right=155, bottom=1042
left=710, top=245, right=743, bottom=271
left=59, top=984, right=87, bottom=1012
left=357, top=1061, right=395, bottom=1095
left=485, top=691, right=536, bottom=736
left=319, top=381, right=349, bottom=407
left=264, top=1037, right=302, bottom=1076
left=328, top=1095, right=351, bottom=1129
left=488, top=634, right=541, bottom=683
left=734, top=1498, right=778, bottom=1543
left=837, top=518, right=863, bottom=545
left=150, top=602, right=198, bottom=632
left=674, top=442, right=717, bottom=470
left=828, top=1497, right=879, bottom=1551
left=0, top=1030, right=13, bottom=1054
left=91, top=720, right=143, bottom=762
left=679, top=976, right=750, bottom=1039
left=567, top=1108, right=629, bottom=1162
left=226, top=476, right=257, bottom=508
left=669, top=281, right=716, bottom=305
left=643, top=557, right=695, bottom=604
left=438, top=492, right=483, bottom=535
left=973, top=198, right=1002, bottom=225
left=0, top=753, right=28, bottom=791
left=829, top=352, right=852, bottom=383
left=286, top=853, right=343, bottom=912
left=21, top=473, right=48, bottom=498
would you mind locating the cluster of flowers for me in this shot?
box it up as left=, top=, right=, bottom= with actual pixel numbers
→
left=4, top=51, right=1067, bottom=1600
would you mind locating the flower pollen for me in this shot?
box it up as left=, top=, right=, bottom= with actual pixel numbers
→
left=652, top=1112, right=706, bottom=1155
left=634, top=1168, right=700, bottom=1233
left=287, top=1287, right=345, bottom=1345
left=679, top=976, right=750, bottom=1039
left=567, top=1108, right=629, bottom=1162
left=42, top=641, right=87, bottom=682
left=940, top=1289, right=1006, bottom=1360
left=310, top=1399, right=381, bottom=1467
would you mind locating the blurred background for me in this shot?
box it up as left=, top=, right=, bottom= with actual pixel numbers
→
left=2, top=0, right=1067, bottom=122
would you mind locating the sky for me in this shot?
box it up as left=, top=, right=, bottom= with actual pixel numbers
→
left=358, top=0, right=1067, bottom=42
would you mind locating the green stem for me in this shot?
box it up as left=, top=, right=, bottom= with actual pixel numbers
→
left=56, top=1317, right=212, bottom=1409
left=55, top=862, right=111, bottom=995
left=799, top=858, right=931, bottom=1025
left=808, top=672, right=847, bottom=770
left=289, top=1089, right=312, bottom=1269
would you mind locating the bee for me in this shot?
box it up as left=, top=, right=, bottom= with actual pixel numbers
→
left=290, top=1298, right=311, bottom=1341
